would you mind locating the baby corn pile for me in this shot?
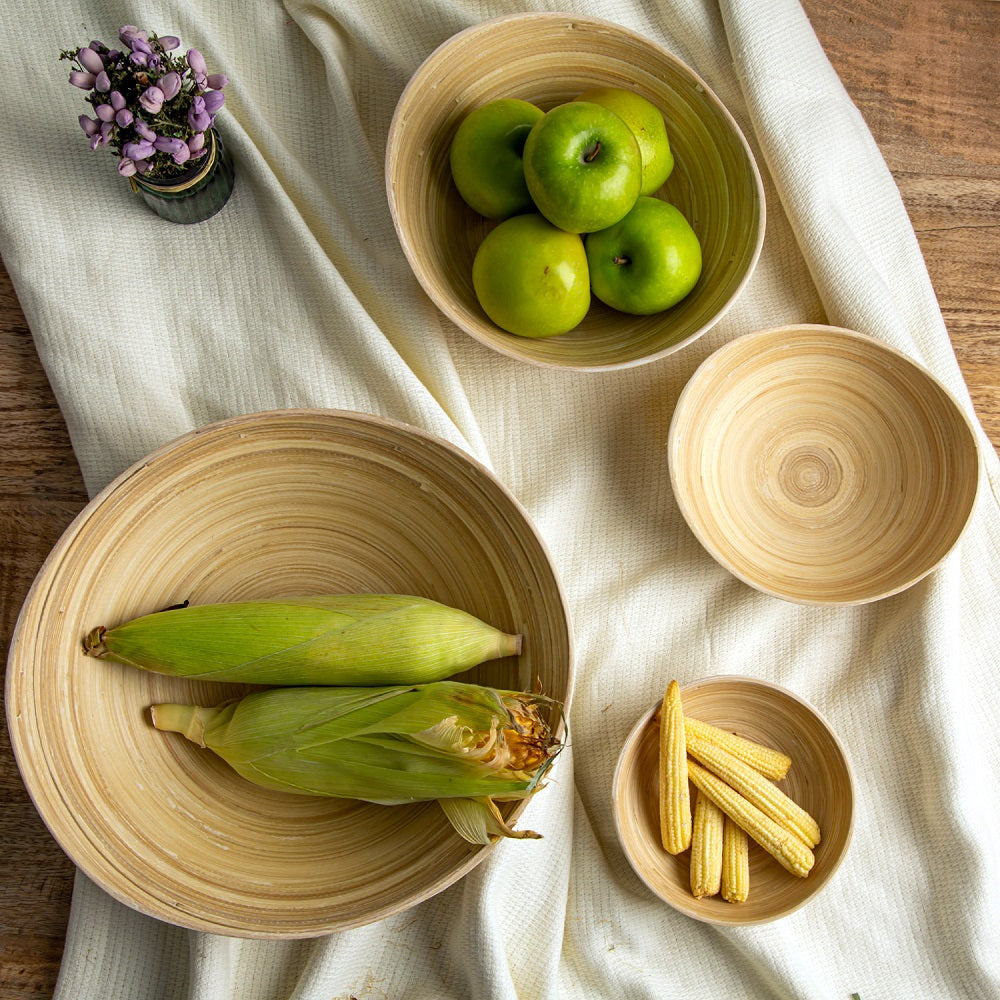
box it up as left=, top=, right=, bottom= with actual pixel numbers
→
left=658, top=680, right=819, bottom=902
left=86, top=593, right=562, bottom=844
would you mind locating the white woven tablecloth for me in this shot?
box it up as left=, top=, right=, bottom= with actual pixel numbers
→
left=3, top=1, right=999, bottom=997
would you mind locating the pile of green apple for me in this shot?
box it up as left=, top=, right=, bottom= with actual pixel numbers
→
left=449, top=87, right=703, bottom=339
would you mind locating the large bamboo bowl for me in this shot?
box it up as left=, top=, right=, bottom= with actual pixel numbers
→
left=6, top=410, right=573, bottom=938
left=613, top=676, right=854, bottom=924
left=386, top=13, right=764, bottom=370
left=669, top=325, right=980, bottom=604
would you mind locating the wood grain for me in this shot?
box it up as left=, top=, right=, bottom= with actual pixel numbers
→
left=1, top=2, right=998, bottom=994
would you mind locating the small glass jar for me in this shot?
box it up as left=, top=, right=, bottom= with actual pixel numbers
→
left=130, top=129, right=236, bottom=224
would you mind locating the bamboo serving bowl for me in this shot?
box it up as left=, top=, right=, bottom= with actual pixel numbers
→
left=6, top=410, right=573, bottom=937
left=386, top=13, right=765, bottom=370
left=613, top=676, right=854, bottom=924
left=669, top=325, right=980, bottom=604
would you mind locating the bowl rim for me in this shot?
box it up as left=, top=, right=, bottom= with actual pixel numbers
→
left=5, top=407, right=576, bottom=937
left=385, top=10, right=767, bottom=372
left=611, top=674, right=856, bottom=925
left=667, top=323, right=982, bottom=605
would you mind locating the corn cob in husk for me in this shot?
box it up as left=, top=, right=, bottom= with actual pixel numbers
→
left=151, top=680, right=563, bottom=843
left=84, top=594, right=522, bottom=686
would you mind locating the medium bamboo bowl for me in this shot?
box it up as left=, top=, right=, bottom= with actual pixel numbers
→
left=6, top=410, right=573, bottom=937
left=669, top=325, right=980, bottom=604
left=613, top=676, right=854, bottom=924
left=386, top=13, right=764, bottom=370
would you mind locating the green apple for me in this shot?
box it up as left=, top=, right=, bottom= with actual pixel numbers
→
left=522, top=101, right=641, bottom=234
left=472, top=213, right=590, bottom=338
left=574, top=86, right=673, bottom=195
left=449, top=99, right=544, bottom=219
left=585, top=196, right=701, bottom=314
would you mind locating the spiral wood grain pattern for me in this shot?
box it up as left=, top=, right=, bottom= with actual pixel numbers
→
left=5, top=410, right=572, bottom=937
left=385, top=13, right=764, bottom=370
left=613, top=676, right=854, bottom=924
left=669, top=325, right=980, bottom=604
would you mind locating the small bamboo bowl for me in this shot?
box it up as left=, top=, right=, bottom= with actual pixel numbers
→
left=6, top=410, right=573, bottom=937
left=386, top=13, right=765, bottom=370
left=669, top=325, right=980, bottom=604
left=613, top=676, right=854, bottom=924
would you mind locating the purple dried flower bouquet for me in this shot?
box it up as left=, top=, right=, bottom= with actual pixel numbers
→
left=61, top=25, right=229, bottom=181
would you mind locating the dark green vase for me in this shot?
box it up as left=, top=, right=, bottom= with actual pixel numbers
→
left=130, top=129, right=235, bottom=224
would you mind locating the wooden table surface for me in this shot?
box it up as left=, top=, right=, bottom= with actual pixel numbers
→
left=2, top=2, right=997, bottom=995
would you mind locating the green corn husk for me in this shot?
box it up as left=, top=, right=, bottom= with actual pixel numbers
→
left=151, top=681, right=563, bottom=843
left=84, top=594, right=522, bottom=685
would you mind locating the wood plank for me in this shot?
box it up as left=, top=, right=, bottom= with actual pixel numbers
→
left=804, top=0, right=1000, bottom=445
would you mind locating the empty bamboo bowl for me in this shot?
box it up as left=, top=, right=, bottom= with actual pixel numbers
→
left=386, top=13, right=764, bottom=370
left=669, top=325, right=980, bottom=604
left=613, top=676, right=854, bottom=924
left=6, top=410, right=573, bottom=937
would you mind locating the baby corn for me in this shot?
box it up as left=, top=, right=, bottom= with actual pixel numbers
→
left=686, top=731, right=821, bottom=848
left=151, top=680, right=563, bottom=843
left=84, top=594, right=522, bottom=685
left=683, top=716, right=791, bottom=781
left=687, top=759, right=814, bottom=878
left=658, top=680, right=692, bottom=854
left=689, top=790, right=724, bottom=898
left=721, top=816, right=750, bottom=903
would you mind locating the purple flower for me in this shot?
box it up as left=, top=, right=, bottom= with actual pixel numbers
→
left=202, top=90, right=225, bottom=114
left=65, top=23, right=229, bottom=179
left=154, top=135, right=191, bottom=166
left=186, top=48, right=207, bottom=74
left=139, top=86, right=164, bottom=114
left=133, top=118, right=157, bottom=141
left=187, top=95, right=212, bottom=131
left=69, top=70, right=96, bottom=90
left=77, top=47, right=104, bottom=75
left=123, top=139, right=155, bottom=160
left=119, top=25, right=147, bottom=45
left=158, top=71, right=181, bottom=100
left=187, top=131, right=210, bottom=160
left=186, top=48, right=208, bottom=88
left=89, top=121, right=113, bottom=150
left=153, top=135, right=191, bottom=164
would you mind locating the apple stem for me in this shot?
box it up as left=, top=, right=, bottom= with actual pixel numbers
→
left=583, top=141, right=601, bottom=163
left=613, top=255, right=631, bottom=267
